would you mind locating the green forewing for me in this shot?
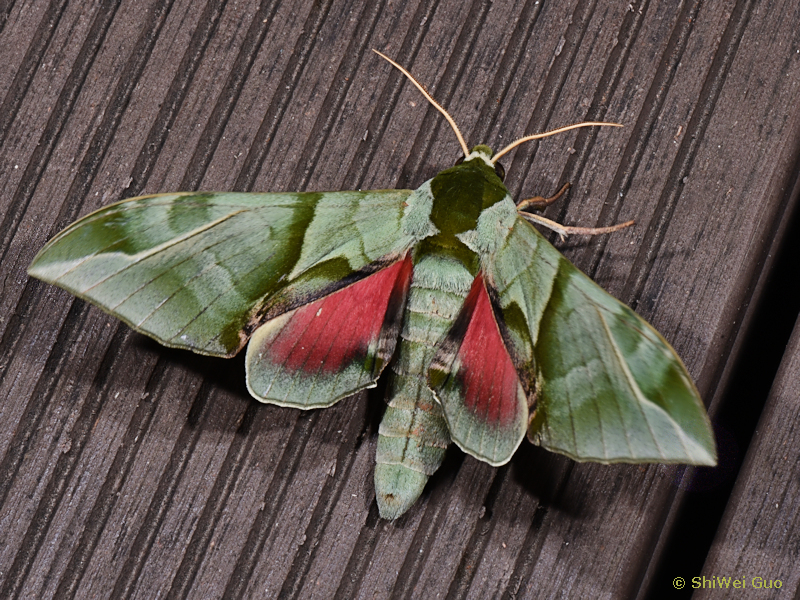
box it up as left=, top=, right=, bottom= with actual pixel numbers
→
left=485, top=217, right=716, bottom=465
left=28, top=190, right=416, bottom=357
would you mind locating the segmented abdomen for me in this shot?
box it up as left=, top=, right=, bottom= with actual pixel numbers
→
left=374, top=252, right=474, bottom=518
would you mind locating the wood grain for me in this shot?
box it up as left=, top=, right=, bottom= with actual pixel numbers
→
left=1, top=0, right=799, bottom=597
left=697, top=310, right=800, bottom=598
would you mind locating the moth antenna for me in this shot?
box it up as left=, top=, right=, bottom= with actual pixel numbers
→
left=373, top=49, right=470, bottom=158
left=492, top=122, right=623, bottom=164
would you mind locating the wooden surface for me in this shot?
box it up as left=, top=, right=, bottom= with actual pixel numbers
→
left=1, top=0, right=799, bottom=598
left=698, top=311, right=800, bottom=597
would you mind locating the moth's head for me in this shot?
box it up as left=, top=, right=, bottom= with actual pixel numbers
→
left=454, top=145, right=506, bottom=182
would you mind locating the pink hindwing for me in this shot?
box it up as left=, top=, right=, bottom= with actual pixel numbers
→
left=246, top=255, right=413, bottom=407
left=429, top=273, right=529, bottom=465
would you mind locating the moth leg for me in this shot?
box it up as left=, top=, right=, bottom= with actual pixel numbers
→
left=517, top=182, right=571, bottom=211
left=519, top=210, right=634, bottom=242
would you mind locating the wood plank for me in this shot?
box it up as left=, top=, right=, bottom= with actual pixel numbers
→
left=0, top=0, right=799, bottom=597
left=696, top=313, right=800, bottom=597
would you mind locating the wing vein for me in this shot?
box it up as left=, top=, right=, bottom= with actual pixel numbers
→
left=596, top=309, right=670, bottom=459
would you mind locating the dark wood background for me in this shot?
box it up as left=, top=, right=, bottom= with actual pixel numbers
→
left=1, top=0, right=799, bottom=598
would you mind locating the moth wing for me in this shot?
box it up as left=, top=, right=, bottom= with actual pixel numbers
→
left=485, top=216, right=716, bottom=465
left=28, top=190, right=416, bottom=357
left=428, top=273, right=528, bottom=466
left=246, top=255, right=412, bottom=408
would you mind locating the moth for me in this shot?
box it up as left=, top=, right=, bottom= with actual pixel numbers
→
left=28, top=51, right=716, bottom=520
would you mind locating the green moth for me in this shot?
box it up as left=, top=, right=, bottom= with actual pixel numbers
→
left=28, top=52, right=716, bottom=520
